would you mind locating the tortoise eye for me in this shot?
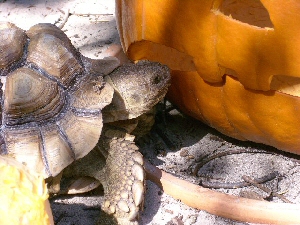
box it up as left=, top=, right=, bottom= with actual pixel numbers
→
left=153, top=76, right=161, bottom=85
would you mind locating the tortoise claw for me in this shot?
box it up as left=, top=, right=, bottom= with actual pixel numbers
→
left=46, top=172, right=63, bottom=194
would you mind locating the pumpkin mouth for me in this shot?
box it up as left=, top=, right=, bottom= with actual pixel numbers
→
left=215, top=0, right=300, bottom=97
left=270, top=75, right=300, bottom=97
left=126, top=40, right=196, bottom=72
left=127, top=38, right=300, bottom=98
left=216, top=0, right=274, bottom=29
left=223, top=68, right=300, bottom=97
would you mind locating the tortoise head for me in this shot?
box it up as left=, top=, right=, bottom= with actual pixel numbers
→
left=102, top=60, right=171, bottom=123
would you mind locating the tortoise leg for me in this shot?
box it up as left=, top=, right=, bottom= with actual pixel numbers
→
left=97, top=137, right=145, bottom=225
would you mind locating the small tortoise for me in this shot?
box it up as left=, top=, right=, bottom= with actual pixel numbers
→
left=0, top=22, right=170, bottom=224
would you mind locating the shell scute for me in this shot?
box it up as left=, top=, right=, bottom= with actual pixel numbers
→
left=57, top=110, right=103, bottom=160
left=4, top=67, right=65, bottom=126
left=0, top=22, right=26, bottom=69
left=27, top=33, right=82, bottom=87
left=4, top=127, right=47, bottom=176
left=26, top=23, right=74, bottom=51
left=71, top=75, right=114, bottom=110
left=40, top=124, right=74, bottom=176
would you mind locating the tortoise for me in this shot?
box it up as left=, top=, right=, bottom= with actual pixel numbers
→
left=0, top=22, right=170, bottom=224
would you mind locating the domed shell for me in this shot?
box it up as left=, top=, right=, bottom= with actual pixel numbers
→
left=0, top=23, right=117, bottom=178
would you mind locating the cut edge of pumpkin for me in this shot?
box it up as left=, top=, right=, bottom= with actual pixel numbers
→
left=224, top=68, right=300, bottom=97
left=125, top=40, right=300, bottom=98
left=110, top=40, right=300, bottom=98
left=217, top=0, right=274, bottom=29
left=270, top=74, right=300, bottom=97
left=126, top=40, right=196, bottom=72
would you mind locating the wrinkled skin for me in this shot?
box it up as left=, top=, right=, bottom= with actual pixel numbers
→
left=62, top=61, right=170, bottom=225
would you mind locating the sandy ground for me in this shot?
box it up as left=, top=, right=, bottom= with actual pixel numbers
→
left=1, top=1, right=300, bottom=225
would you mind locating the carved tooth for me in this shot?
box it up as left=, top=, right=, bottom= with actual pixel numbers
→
left=118, top=200, right=129, bottom=213
left=132, top=181, right=144, bottom=206
left=132, top=164, right=144, bottom=181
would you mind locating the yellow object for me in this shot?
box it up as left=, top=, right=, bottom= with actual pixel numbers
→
left=116, top=0, right=300, bottom=154
left=0, top=156, right=54, bottom=225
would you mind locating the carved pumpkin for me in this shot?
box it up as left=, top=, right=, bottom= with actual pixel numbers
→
left=116, top=0, right=300, bottom=154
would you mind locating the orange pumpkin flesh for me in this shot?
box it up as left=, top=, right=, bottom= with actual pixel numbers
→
left=116, top=0, right=300, bottom=154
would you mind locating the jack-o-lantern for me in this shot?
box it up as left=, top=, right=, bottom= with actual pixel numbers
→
left=116, top=0, right=300, bottom=155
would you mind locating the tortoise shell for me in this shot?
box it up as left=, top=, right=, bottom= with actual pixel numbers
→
left=0, top=22, right=116, bottom=178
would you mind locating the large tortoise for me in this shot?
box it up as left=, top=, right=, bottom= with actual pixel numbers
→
left=0, top=22, right=170, bottom=224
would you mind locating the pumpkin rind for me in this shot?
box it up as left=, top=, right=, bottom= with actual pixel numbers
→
left=4, top=67, right=64, bottom=126
left=27, top=33, right=82, bottom=87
